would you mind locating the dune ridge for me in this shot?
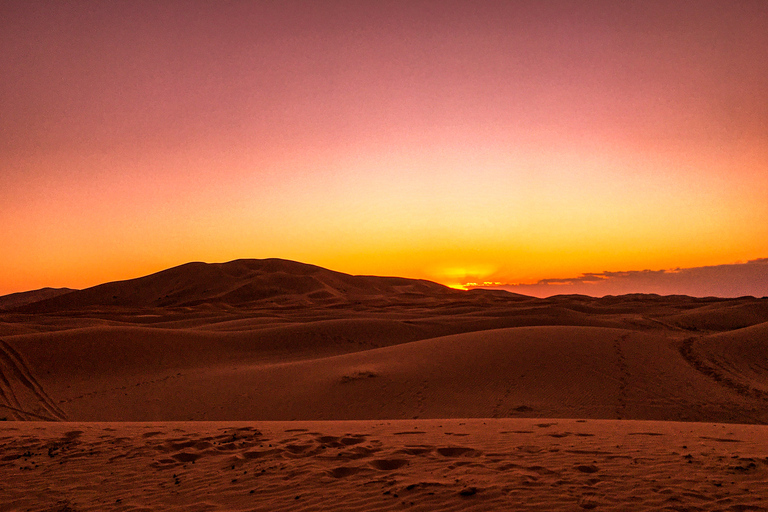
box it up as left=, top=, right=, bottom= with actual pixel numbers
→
left=0, top=287, right=74, bottom=311
left=9, top=259, right=459, bottom=313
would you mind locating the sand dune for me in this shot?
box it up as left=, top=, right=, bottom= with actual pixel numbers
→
left=5, top=325, right=765, bottom=423
left=663, top=301, right=768, bottom=332
left=12, top=259, right=458, bottom=313
left=0, top=287, right=73, bottom=311
left=0, top=259, right=765, bottom=423
left=687, top=322, right=768, bottom=396
left=2, top=259, right=768, bottom=509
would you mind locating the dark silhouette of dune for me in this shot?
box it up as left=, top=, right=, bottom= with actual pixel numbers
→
left=12, top=259, right=466, bottom=313
left=0, top=287, right=73, bottom=310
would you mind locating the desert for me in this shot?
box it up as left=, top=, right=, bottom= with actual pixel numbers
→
left=1, top=259, right=767, bottom=510
left=4, top=0, right=768, bottom=510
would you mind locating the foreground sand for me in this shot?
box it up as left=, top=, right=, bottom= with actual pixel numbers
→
left=2, top=418, right=767, bottom=511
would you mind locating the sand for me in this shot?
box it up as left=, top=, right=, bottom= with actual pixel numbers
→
left=2, top=419, right=767, bottom=511
left=1, top=259, right=767, bottom=509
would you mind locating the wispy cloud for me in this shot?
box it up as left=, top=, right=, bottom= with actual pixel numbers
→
left=478, top=259, right=768, bottom=298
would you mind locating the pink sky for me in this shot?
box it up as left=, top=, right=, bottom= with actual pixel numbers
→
left=1, top=1, right=767, bottom=295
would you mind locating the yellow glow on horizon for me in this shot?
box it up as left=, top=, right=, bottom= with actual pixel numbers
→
left=1, top=87, right=766, bottom=295
left=435, top=265, right=498, bottom=281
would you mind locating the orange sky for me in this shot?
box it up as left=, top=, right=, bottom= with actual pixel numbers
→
left=1, top=1, right=767, bottom=295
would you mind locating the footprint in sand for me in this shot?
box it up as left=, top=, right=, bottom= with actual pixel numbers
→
left=729, top=505, right=767, bottom=511
left=283, top=443, right=315, bottom=455
left=526, top=465, right=558, bottom=476
left=170, top=439, right=212, bottom=451
left=339, top=436, right=367, bottom=446
left=241, top=448, right=282, bottom=459
left=579, top=496, right=600, bottom=509
left=328, top=465, right=365, bottom=478
left=315, top=435, right=342, bottom=447
left=369, top=458, right=409, bottom=471
left=171, top=452, right=201, bottom=463
left=397, top=446, right=433, bottom=456
left=436, top=446, right=481, bottom=457
left=700, top=436, right=743, bottom=443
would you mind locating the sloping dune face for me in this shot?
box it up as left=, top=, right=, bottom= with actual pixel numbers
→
left=0, top=287, right=73, bottom=311
left=13, top=259, right=456, bottom=312
left=686, top=322, right=768, bottom=397
left=1, top=259, right=767, bottom=423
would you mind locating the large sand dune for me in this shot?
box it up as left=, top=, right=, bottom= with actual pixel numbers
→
left=10, top=259, right=457, bottom=313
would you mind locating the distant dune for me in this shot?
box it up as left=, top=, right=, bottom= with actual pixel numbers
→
left=9, top=259, right=460, bottom=313
left=0, top=287, right=74, bottom=311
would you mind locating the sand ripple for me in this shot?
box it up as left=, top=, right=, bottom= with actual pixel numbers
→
left=2, top=418, right=768, bottom=511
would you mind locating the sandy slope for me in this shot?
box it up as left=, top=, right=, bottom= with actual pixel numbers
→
left=0, top=288, right=73, bottom=311
left=3, top=316, right=768, bottom=422
left=687, top=322, right=768, bottom=397
left=2, top=419, right=767, bottom=511
left=13, top=259, right=457, bottom=312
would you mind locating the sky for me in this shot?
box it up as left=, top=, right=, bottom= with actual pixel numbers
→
left=490, top=258, right=768, bottom=298
left=1, top=0, right=767, bottom=296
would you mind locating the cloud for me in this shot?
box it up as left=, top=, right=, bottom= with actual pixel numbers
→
left=479, top=259, right=768, bottom=298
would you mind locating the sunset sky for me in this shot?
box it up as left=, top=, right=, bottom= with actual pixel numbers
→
left=2, top=1, right=767, bottom=296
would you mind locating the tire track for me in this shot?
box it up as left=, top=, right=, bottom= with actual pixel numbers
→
left=0, top=338, right=67, bottom=421
left=613, top=333, right=630, bottom=419
left=679, top=337, right=768, bottom=401
left=0, top=364, right=24, bottom=419
left=0, top=339, right=68, bottom=419
left=492, top=387, right=512, bottom=418
left=0, top=402, right=60, bottom=421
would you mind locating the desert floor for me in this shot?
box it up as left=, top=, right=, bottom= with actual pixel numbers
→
left=3, top=419, right=768, bottom=511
